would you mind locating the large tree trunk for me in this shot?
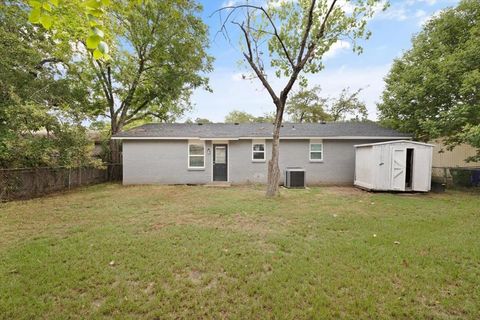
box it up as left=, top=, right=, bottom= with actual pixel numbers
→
left=266, top=104, right=284, bottom=197
left=109, top=139, right=121, bottom=164
left=109, top=119, right=122, bottom=164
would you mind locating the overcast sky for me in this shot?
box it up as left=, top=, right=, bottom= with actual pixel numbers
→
left=185, top=0, right=459, bottom=122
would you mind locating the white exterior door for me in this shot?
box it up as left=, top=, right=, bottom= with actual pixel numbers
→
left=391, top=148, right=406, bottom=191
left=412, top=147, right=432, bottom=192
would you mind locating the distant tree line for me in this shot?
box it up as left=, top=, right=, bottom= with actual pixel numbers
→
left=188, top=86, right=368, bottom=124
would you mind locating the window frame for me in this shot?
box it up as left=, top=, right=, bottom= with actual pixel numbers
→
left=309, top=140, right=324, bottom=162
left=251, top=140, right=266, bottom=162
left=188, top=140, right=206, bottom=170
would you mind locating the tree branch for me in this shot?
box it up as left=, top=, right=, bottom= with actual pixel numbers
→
left=296, top=0, right=316, bottom=65
left=35, top=58, right=63, bottom=69
left=280, top=0, right=338, bottom=103
left=84, top=47, right=115, bottom=119
left=300, top=0, right=338, bottom=67
left=93, top=59, right=114, bottom=112
left=124, top=96, right=156, bottom=124
left=116, top=56, right=146, bottom=123
left=125, top=111, right=167, bottom=125
left=215, top=4, right=295, bottom=69
left=234, top=21, right=280, bottom=106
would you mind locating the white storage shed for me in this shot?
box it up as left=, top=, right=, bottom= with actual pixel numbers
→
left=354, top=140, right=434, bottom=192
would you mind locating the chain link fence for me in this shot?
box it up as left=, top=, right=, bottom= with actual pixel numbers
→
left=432, top=166, right=480, bottom=188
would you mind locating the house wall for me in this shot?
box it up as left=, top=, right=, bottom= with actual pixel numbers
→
left=430, top=139, right=479, bottom=168
left=123, top=140, right=212, bottom=184
left=282, top=139, right=373, bottom=185
left=122, top=138, right=388, bottom=186
left=230, top=139, right=378, bottom=185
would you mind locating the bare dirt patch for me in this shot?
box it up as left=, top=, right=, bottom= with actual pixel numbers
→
left=91, top=298, right=105, bottom=310
left=188, top=270, right=203, bottom=285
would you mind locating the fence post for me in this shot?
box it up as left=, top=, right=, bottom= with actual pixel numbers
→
left=33, top=167, right=38, bottom=197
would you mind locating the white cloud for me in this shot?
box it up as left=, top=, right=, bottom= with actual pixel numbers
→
left=323, top=40, right=351, bottom=60
left=336, top=0, right=356, bottom=15
left=415, top=9, right=428, bottom=25
left=374, top=0, right=456, bottom=23
left=415, top=9, right=427, bottom=18
left=221, top=0, right=239, bottom=7
left=418, top=9, right=443, bottom=26
left=375, top=4, right=408, bottom=21
left=409, top=0, right=439, bottom=5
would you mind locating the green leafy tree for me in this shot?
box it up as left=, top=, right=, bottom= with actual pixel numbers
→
left=286, top=86, right=331, bottom=122
left=27, top=0, right=139, bottom=60
left=194, top=118, right=212, bottom=124
left=217, top=0, right=383, bottom=196
left=1, top=1, right=91, bottom=114
left=50, top=124, right=103, bottom=168
left=65, top=0, right=212, bottom=162
left=1, top=103, right=101, bottom=168
left=255, top=112, right=276, bottom=123
left=286, top=86, right=367, bottom=122
left=225, top=110, right=256, bottom=123
left=184, top=117, right=212, bottom=124
left=378, top=0, right=480, bottom=161
left=329, top=88, right=368, bottom=121
left=1, top=1, right=98, bottom=168
left=224, top=110, right=275, bottom=123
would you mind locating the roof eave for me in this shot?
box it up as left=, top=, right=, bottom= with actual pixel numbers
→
left=111, top=136, right=412, bottom=140
left=354, top=140, right=434, bottom=148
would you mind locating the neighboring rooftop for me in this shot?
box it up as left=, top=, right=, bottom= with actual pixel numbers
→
left=112, top=122, right=411, bottom=139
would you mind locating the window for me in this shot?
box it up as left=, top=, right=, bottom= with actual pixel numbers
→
left=214, top=146, right=226, bottom=164
left=188, top=141, right=205, bottom=169
left=309, top=140, right=323, bottom=161
left=252, top=140, right=266, bottom=161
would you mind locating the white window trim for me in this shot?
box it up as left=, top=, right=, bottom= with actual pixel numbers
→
left=188, top=140, right=206, bottom=170
left=252, top=139, right=266, bottom=162
left=309, top=139, right=324, bottom=162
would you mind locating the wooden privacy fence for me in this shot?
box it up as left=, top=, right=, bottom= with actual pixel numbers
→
left=0, top=164, right=122, bottom=202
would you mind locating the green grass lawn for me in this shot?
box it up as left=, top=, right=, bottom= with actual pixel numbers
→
left=1, top=184, right=479, bottom=319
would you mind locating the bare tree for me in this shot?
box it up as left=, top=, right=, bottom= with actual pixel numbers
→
left=215, top=0, right=384, bottom=197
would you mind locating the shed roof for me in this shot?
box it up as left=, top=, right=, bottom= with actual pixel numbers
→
left=112, top=122, right=411, bottom=140
left=354, top=140, right=435, bottom=148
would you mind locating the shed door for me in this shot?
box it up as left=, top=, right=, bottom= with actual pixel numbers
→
left=412, top=147, right=432, bottom=192
left=391, top=148, right=406, bottom=191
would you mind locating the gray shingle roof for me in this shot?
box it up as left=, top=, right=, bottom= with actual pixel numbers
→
left=113, top=122, right=410, bottom=139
